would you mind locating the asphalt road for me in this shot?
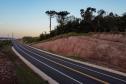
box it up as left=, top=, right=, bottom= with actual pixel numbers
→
left=12, top=41, right=126, bottom=84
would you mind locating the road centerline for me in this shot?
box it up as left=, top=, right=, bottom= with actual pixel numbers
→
left=27, top=45, right=126, bottom=83
left=18, top=44, right=109, bottom=84
left=15, top=44, right=83, bottom=84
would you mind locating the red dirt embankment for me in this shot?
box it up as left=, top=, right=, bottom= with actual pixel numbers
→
left=33, top=34, right=126, bottom=72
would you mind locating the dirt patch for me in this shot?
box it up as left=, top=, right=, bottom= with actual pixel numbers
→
left=0, top=52, right=17, bottom=84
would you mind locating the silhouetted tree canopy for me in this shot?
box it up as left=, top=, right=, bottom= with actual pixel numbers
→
left=39, top=7, right=126, bottom=41
left=45, top=10, right=56, bottom=32
left=56, top=11, right=70, bottom=27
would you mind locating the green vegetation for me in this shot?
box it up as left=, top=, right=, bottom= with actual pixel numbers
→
left=36, top=32, right=91, bottom=43
left=22, top=7, right=126, bottom=43
left=22, top=36, right=39, bottom=43
left=0, top=40, right=12, bottom=48
left=15, top=62, right=48, bottom=84
left=0, top=40, right=48, bottom=84
left=40, top=7, right=126, bottom=40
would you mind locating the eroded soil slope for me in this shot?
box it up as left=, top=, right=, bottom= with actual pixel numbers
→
left=33, top=34, right=126, bottom=72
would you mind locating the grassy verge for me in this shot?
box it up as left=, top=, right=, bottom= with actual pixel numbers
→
left=15, top=62, right=48, bottom=84
left=0, top=40, right=48, bottom=84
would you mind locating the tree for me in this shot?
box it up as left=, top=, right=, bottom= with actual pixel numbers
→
left=80, top=7, right=96, bottom=22
left=93, top=9, right=106, bottom=32
left=108, top=12, right=118, bottom=32
left=80, top=7, right=96, bottom=32
left=45, top=10, right=56, bottom=33
left=97, top=9, right=106, bottom=16
left=42, top=7, right=126, bottom=41
left=56, top=11, right=70, bottom=28
left=80, top=9, right=85, bottom=20
left=119, top=12, right=126, bottom=32
left=85, top=7, right=96, bottom=23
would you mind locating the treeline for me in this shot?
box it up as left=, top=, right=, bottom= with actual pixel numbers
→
left=0, top=40, right=12, bottom=48
left=22, top=36, right=39, bottom=43
left=23, top=7, right=126, bottom=42
left=40, top=7, right=126, bottom=40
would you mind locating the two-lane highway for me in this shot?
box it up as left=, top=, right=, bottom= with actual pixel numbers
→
left=12, top=41, right=126, bottom=84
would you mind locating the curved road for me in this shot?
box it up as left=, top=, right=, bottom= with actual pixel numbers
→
left=12, top=41, right=126, bottom=84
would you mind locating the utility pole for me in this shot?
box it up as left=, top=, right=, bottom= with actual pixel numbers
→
left=11, top=32, right=14, bottom=44
left=7, top=34, right=9, bottom=40
left=12, top=32, right=13, bottom=39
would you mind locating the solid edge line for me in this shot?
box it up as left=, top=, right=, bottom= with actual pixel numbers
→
left=12, top=47, right=59, bottom=84
left=17, top=45, right=83, bottom=84
left=29, top=45, right=126, bottom=77
left=20, top=45, right=108, bottom=84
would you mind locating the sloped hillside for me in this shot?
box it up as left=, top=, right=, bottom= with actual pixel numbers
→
left=33, top=34, right=126, bottom=72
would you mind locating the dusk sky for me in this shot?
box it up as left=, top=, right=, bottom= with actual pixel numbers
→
left=0, top=0, right=126, bottom=38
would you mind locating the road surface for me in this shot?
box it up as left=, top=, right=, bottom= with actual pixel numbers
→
left=12, top=41, right=126, bottom=84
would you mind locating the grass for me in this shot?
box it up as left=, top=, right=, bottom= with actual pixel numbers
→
left=0, top=40, right=12, bottom=47
left=30, top=32, right=93, bottom=45
left=0, top=40, right=48, bottom=84
left=30, top=32, right=126, bottom=45
left=15, top=63, right=48, bottom=84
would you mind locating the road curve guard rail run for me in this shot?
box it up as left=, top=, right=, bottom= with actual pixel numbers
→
left=12, top=47, right=59, bottom=84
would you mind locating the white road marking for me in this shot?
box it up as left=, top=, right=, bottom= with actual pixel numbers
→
left=39, top=51, right=126, bottom=83
left=16, top=45, right=83, bottom=84
left=19, top=44, right=108, bottom=84
left=12, top=47, right=59, bottom=84
left=26, top=45, right=126, bottom=83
